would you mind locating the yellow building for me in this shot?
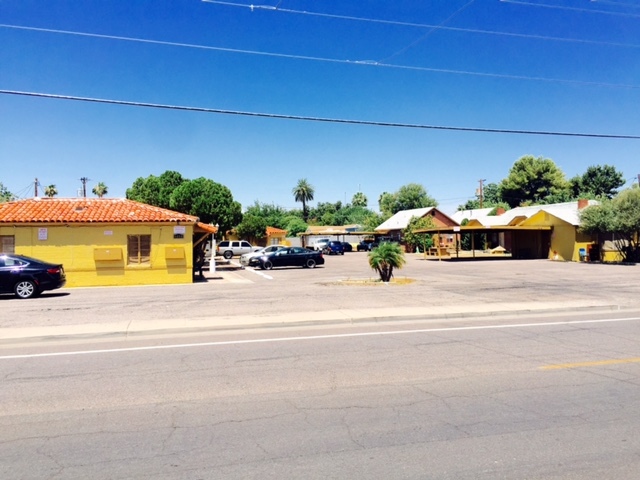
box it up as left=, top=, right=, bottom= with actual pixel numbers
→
left=0, top=197, right=217, bottom=287
left=265, top=226, right=289, bottom=246
left=422, top=200, right=602, bottom=261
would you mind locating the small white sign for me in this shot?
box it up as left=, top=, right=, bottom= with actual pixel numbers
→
left=174, top=226, right=186, bottom=235
left=104, top=230, right=113, bottom=236
left=38, top=228, right=48, bottom=240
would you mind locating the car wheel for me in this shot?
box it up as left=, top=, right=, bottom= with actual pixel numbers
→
left=262, top=260, right=273, bottom=270
left=223, top=251, right=233, bottom=260
left=15, top=280, right=39, bottom=299
left=306, top=259, right=316, bottom=269
left=340, top=251, right=344, bottom=255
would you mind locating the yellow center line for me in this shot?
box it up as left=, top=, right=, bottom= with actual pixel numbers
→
left=542, top=357, right=640, bottom=370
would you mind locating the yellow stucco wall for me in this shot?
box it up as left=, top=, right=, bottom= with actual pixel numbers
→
left=1, top=223, right=194, bottom=287
left=522, top=211, right=595, bottom=262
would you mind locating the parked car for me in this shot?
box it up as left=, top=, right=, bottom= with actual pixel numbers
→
left=249, top=247, right=325, bottom=270
left=341, top=242, right=353, bottom=252
left=217, top=240, right=257, bottom=259
left=239, top=245, right=286, bottom=266
left=357, top=240, right=379, bottom=251
left=323, top=240, right=345, bottom=255
left=310, top=238, right=331, bottom=251
left=0, top=254, right=66, bottom=299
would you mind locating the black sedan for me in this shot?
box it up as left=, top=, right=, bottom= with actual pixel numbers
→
left=357, top=240, right=379, bottom=252
left=0, top=254, right=66, bottom=299
left=249, top=247, right=325, bottom=270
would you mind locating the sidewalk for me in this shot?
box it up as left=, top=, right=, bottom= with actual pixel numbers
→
left=1, top=299, right=631, bottom=343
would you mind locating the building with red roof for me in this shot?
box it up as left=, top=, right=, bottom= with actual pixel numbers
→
left=0, top=197, right=217, bottom=287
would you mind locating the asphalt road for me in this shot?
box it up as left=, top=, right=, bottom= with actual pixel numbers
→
left=2, top=312, right=640, bottom=479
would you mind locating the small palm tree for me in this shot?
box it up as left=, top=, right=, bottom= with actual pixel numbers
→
left=92, top=182, right=108, bottom=198
left=44, top=185, right=58, bottom=198
left=292, top=178, right=314, bottom=222
left=368, top=242, right=406, bottom=282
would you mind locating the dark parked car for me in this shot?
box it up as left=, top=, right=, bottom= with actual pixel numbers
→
left=249, top=247, right=324, bottom=270
left=357, top=240, right=378, bottom=252
left=341, top=242, right=353, bottom=252
left=0, top=254, right=66, bottom=299
left=323, top=241, right=345, bottom=255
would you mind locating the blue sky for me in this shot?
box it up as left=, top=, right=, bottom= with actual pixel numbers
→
left=1, top=0, right=639, bottom=215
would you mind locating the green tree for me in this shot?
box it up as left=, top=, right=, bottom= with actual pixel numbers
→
left=243, top=201, right=289, bottom=230
left=458, top=182, right=502, bottom=211
left=368, top=241, right=406, bottom=282
left=499, top=155, right=570, bottom=207
left=44, top=185, right=58, bottom=198
left=235, top=213, right=268, bottom=244
left=378, top=192, right=396, bottom=217
left=352, top=191, right=368, bottom=207
left=379, top=184, right=438, bottom=215
left=308, top=201, right=340, bottom=225
left=292, top=178, right=315, bottom=222
left=0, top=182, right=14, bottom=202
left=363, top=211, right=388, bottom=232
left=170, top=177, right=242, bottom=236
left=92, top=182, right=108, bottom=198
left=580, top=188, right=640, bottom=262
left=571, top=165, right=625, bottom=200
left=283, top=216, right=308, bottom=237
left=403, top=216, right=435, bottom=253
left=126, top=170, right=186, bottom=209
left=334, top=205, right=376, bottom=227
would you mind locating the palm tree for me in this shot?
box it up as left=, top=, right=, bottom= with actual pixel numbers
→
left=352, top=191, right=368, bottom=207
left=368, top=242, right=406, bottom=282
left=292, top=178, right=314, bottom=222
left=44, top=185, right=58, bottom=198
left=92, top=182, right=108, bottom=198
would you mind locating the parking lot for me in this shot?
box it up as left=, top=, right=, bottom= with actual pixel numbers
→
left=3, top=250, right=638, bottom=336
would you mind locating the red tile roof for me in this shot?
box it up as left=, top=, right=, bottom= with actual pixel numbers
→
left=0, top=198, right=200, bottom=224
left=266, top=226, right=287, bottom=235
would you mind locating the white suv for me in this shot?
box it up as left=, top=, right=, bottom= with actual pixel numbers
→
left=310, top=238, right=331, bottom=251
left=217, top=240, right=256, bottom=259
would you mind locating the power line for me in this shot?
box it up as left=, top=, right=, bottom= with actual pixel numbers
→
left=379, top=0, right=477, bottom=63
left=593, top=0, right=640, bottom=8
left=200, top=0, right=640, bottom=48
left=2, top=89, right=639, bottom=140
left=1, top=24, right=638, bottom=89
left=499, top=0, right=640, bottom=18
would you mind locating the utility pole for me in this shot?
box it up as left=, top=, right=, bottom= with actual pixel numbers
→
left=34, top=178, right=39, bottom=197
left=80, top=177, right=90, bottom=198
left=477, top=179, right=486, bottom=208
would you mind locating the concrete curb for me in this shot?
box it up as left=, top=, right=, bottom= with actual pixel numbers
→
left=1, top=303, right=635, bottom=344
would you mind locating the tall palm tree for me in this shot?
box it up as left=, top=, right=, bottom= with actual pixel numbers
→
left=352, top=191, right=368, bottom=207
left=44, top=185, right=58, bottom=198
left=92, top=182, right=108, bottom=198
left=292, top=178, right=314, bottom=221
left=368, top=241, right=406, bottom=282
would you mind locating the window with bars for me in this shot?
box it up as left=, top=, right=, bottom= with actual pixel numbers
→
left=127, top=234, right=151, bottom=265
left=0, top=235, right=15, bottom=253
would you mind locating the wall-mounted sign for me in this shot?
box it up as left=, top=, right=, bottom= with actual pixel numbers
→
left=104, top=230, right=113, bottom=236
left=174, top=225, right=186, bottom=239
left=38, top=228, right=48, bottom=241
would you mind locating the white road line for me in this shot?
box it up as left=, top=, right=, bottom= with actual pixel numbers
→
left=1, top=316, right=639, bottom=360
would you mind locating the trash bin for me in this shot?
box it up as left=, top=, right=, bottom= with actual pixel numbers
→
left=579, top=248, right=587, bottom=262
